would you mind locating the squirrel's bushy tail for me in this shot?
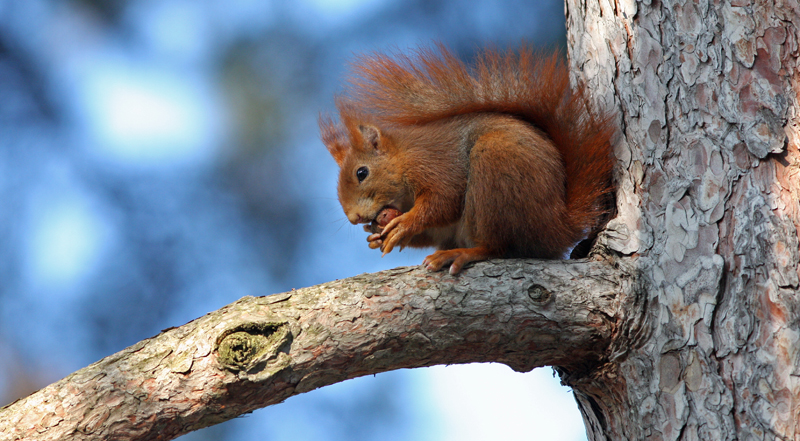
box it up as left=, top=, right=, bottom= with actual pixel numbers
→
left=343, top=43, right=615, bottom=241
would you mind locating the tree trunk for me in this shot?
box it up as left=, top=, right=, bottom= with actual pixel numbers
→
left=2, top=1, right=799, bottom=440
left=565, top=0, right=800, bottom=439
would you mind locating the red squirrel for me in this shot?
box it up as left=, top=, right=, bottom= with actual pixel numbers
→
left=320, top=44, right=614, bottom=274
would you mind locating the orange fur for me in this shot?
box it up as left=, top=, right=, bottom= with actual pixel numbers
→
left=321, top=44, right=614, bottom=274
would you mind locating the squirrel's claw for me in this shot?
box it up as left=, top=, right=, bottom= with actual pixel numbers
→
left=380, top=215, right=414, bottom=255
left=423, top=247, right=492, bottom=275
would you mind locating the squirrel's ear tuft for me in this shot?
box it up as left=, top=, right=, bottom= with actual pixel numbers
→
left=319, top=114, right=349, bottom=166
left=358, top=125, right=381, bottom=151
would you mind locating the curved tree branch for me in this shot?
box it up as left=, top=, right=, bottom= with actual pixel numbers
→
left=0, top=258, right=636, bottom=441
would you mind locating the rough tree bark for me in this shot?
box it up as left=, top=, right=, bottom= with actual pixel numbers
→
left=1, top=1, right=799, bottom=440
left=0, top=261, right=635, bottom=440
left=565, top=0, right=800, bottom=439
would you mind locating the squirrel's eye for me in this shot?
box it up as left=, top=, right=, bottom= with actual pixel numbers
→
left=356, top=166, right=369, bottom=182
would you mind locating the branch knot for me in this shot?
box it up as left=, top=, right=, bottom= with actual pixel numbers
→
left=527, top=284, right=552, bottom=303
left=216, top=322, right=292, bottom=380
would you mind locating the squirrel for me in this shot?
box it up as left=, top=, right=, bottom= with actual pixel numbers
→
left=320, top=44, right=615, bottom=275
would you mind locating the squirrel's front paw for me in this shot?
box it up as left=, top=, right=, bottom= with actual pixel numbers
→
left=366, top=232, right=383, bottom=249
left=363, top=222, right=381, bottom=235
left=380, top=215, right=416, bottom=255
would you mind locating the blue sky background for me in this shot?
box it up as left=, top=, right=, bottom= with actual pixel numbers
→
left=0, top=0, right=587, bottom=439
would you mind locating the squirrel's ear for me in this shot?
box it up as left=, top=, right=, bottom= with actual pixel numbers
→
left=325, top=141, right=349, bottom=166
left=319, top=114, right=349, bottom=166
left=358, top=125, right=381, bottom=151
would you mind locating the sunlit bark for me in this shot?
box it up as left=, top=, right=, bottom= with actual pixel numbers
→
left=565, top=0, right=800, bottom=438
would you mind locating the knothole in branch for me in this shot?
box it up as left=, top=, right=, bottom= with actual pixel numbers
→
left=216, top=322, right=292, bottom=379
left=527, top=284, right=552, bottom=304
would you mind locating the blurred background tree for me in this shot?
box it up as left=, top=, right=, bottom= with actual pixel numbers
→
left=0, top=0, right=586, bottom=439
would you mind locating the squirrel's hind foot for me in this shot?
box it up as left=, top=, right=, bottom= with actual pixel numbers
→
left=423, top=247, right=493, bottom=275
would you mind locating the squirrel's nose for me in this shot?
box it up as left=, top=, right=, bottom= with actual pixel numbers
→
left=348, top=213, right=366, bottom=224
